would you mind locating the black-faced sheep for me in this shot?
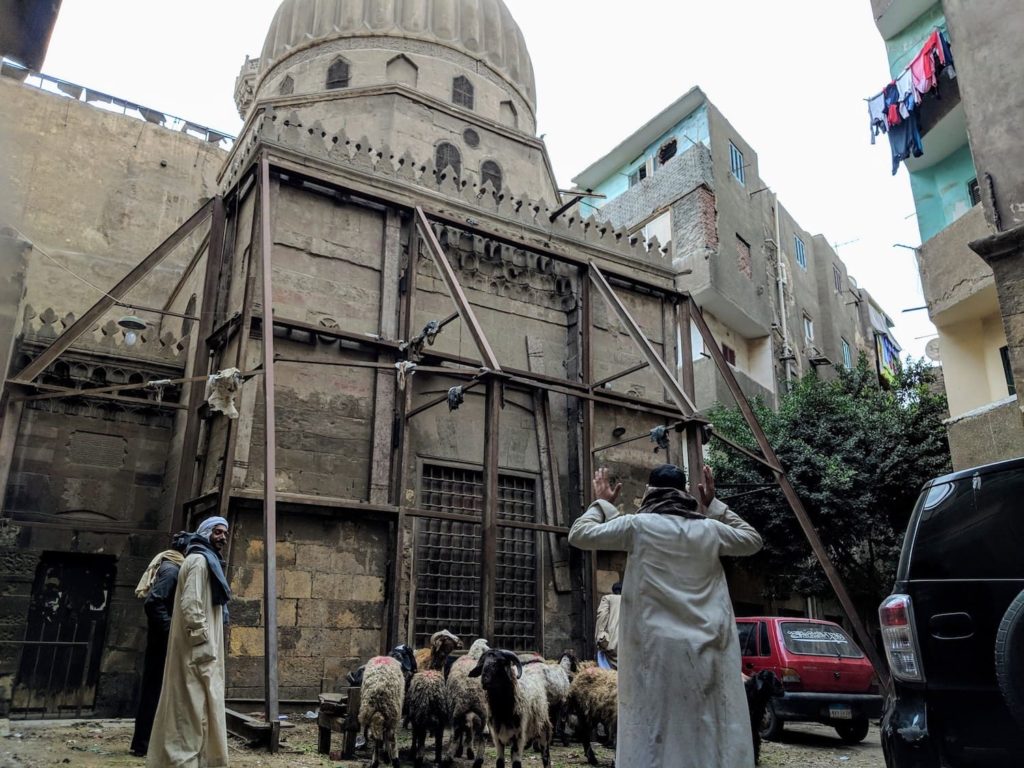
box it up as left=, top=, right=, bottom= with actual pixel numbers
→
left=565, top=666, right=617, bottom=766
left=444, top=638, right=490, bottom=766
left=415, top=629, right=462, bottom=673
left=358, top=654, right=410, bottom=768
left=407, top=669, right=449, bottom=768
left=744, top=669, right=784, bottom=765
left=468, top=648, right=552, bottom=768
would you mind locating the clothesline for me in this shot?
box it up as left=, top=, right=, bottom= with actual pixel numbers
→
left=862, top=25, right=947, bottom=102
left=864, top=27, right=956, bottom=175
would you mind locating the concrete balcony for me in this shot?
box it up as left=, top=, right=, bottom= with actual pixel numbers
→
left=693, top=357, right=774, bottom=412
left=871, top=0, right=936, bottom=39
left=918, top=204, right=996, bottom=325
left=946, top=396, right=1024, bottom=470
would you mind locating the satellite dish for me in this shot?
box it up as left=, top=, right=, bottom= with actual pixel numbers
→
left=925, top=338, right=941, bottom=362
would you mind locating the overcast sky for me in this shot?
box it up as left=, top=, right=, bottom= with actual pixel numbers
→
left=41, top=0, right=936, bottom=360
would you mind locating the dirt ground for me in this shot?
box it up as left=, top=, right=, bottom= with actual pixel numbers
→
left=1, top=717, right=883, bottom=767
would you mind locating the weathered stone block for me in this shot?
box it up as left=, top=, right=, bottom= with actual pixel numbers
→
left=277, top=598, right=298, bottom=627
left=229, top=626, right=265, bottom=657
left=279, top=569, right=312, bottom=599
left=230, top=599, right=263, bottom=628
left=295, top=544, right=334, bottom=572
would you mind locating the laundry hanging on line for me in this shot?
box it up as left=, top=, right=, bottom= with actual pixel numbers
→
left=864, top=28, right=956, bottom=175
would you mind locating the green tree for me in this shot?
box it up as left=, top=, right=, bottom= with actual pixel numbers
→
left=709, top=356, right=951, bottom=615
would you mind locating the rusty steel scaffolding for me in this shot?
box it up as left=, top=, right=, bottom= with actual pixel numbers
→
left=1, top=147, right=891, bottom=750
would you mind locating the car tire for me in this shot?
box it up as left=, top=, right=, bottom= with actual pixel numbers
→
left=835, top=717, right=869, bottom=744
left=995, top=589, right=1024, bottom=728
left=759, top=702, right=785, bottom=741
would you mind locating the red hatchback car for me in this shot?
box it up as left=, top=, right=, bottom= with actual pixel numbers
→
left=736, top=617, right=884, bottom=743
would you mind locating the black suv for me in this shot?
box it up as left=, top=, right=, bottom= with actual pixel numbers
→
left=879, top=457, right=1024, bottom=767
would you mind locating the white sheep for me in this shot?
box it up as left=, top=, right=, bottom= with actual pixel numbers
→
left=522, top=655, right=571, bottom=747
left=358, top=655, right=406, bottom=768
left=468, top=648, right=552, bottom=768
left=444, top=638, right=490, bottom=766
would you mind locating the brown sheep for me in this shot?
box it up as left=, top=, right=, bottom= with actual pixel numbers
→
left=415, top=629, right=462, bottom=672
left=566, top=666, right=618, bottom=766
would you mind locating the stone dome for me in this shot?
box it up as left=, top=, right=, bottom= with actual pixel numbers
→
left=258, top=0, right=536, bottom=115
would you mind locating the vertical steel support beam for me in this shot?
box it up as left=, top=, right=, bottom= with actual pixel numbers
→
left=258, top=155, right=281, bottom=749
left=12, top=200, right=214, bottom=383
left=481, top=377, right=500, bottom=642
left=172, top=197, right=226, bottom=531
left=677, top=298, right=705, bottom=506
left=688, top=300, right=891, bottom=691
left=388, top=223, right=418, bottom=649
left=580, top=273, right=597, bottom=660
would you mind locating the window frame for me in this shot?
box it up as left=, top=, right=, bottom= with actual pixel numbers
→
left=480, top=160, right=503, bottom=192
left=842, top=338, right=853, bottom=369
left=833, top=264, right=843, bottom=293
left=721, top=343, right=737, bottom=367
left=434, top=141, right=462, bottom=179
left=803, top=313, right=814, bottom=342
left=325, top=57, right=350, bottom=90
left=968, top=177, right=982, bottom=207
left=794, top=235, right=807, bottom=270
left=452, top=75, right=474, bottom=110
left=729, top=141, right=745, bottom=185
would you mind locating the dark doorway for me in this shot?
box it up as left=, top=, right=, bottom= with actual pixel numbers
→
left=11, top=552, right=116, bottom=718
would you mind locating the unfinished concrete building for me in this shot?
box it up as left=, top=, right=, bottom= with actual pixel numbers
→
left=0, top=0, right=886, bottom=722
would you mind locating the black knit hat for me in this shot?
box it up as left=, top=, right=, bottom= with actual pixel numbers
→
left=648, top=463, right=687, bottom=491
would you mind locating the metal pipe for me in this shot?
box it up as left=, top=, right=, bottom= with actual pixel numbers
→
left=773, top=192, right=792, bottom=398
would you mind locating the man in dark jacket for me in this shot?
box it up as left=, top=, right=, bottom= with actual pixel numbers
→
left=130, top=531, right=189, bottom=757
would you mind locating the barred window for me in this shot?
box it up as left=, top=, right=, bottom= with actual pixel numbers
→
left=326, top=57, right=350, bottom=90
left=481, top=160, right=503, bottom=192
left=435, top=142, right=462, bottom=178
left=415, top=464, right=539, bottom=650
left=833, top=264, right=843, bottom=293
left=452, top=76, right=474, bottom=109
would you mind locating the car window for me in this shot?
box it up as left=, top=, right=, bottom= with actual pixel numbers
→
left=758, top=621, right=771, bottom=657
left=737, top=622, right=757, bottom=656
left=910, top=470, right=1024, bottom=580
left=780, top=622, right=864, bottom=658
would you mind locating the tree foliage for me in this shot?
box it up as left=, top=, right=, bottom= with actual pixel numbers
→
left=708, top=356, right=951, bottom=614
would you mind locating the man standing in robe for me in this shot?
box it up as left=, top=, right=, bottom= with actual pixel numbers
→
left=147, top=516, right=232, bottom=768
left=595, top=581, right=621, bottom=669
left=130, top=531, right=190, bottom=757
left=569, top=464, right=762, bottom=768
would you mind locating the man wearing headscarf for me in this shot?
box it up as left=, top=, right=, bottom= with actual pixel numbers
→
left=569, top=464, right=762, bottom=768
left=130, top=531, right=190, bottom=757
left=147, top=516, right=232, bottom=768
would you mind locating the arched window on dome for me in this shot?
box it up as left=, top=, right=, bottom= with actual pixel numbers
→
left=435, top=142, right=462, bottom=179
left=452, top=76, right=474, bottom=110
left=481, top=160, right=502, bottom=193
left=326, top=57, right=350, bottom=90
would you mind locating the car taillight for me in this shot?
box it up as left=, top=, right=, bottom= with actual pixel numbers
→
left=879, top=594, right=925, bottom=683
left=780, top=667, right=802, bottom=690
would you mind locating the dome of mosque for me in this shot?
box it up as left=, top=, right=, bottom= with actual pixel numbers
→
left=258, top=0, right=536, bottom=114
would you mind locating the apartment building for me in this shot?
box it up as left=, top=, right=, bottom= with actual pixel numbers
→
left=573, top=87, right=897, bottom=409
left=869, top=0, right=1023, bottom=469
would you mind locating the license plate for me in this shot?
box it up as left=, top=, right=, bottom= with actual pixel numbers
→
left=829, top=706, right=853, bottom=720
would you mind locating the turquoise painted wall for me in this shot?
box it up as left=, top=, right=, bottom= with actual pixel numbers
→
left=909, top=143, right=976, bottom=241
left=582, top=104, right=710, bottom=215
left=884, top=3, right=946, bottom=77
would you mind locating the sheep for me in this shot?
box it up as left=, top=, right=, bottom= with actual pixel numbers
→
left=358, top=654, right=408, bottom=768
left=744, top=670, right=784, bottom=765
left=415, top=629, right=462, bottom=673
left=468, top=648, right=552, bottom=768
left=444, top=638, right=490, bottom=766
left=522, top=653, right=572, bottom=748
left=407, top=669, right=449, bottom=768
left=565, top=666, right=618, bottom=766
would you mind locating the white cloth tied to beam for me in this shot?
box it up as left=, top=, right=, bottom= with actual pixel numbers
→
left=205, top=368, right=242, bottom=419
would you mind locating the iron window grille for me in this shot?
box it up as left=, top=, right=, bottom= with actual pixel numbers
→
left=326, top=58, right=350, bottom=90
left=415, top=463, right=539, bottom=650
left=833, top=264, right=843, bottom=293
left=968, top=178, right=981, bottom=207
left=481, top=160, right=503, bottom=192
left=452, top=76, right=474, bottom=109
left=729, top=141, right=745, bottom=185
left=722, top=343, right=737, bottom=366
left=435, top=142, right=462, bottom=179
